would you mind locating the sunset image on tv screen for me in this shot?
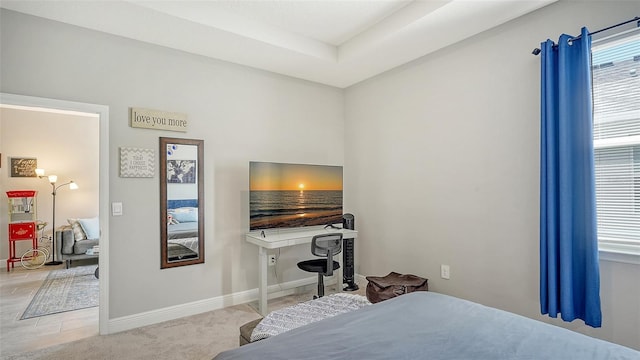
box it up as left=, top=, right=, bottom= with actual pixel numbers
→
left=249, top=162, right=343, bottom=230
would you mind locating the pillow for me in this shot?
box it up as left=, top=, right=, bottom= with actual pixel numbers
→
left=60, top=225, right=75, bottom=254
left=170, top=207, right=198, bottom=223
left=78, top=217, right=100, bottom=239
left=67, top=218, right=87, bottom=241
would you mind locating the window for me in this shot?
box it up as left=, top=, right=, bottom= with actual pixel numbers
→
left=592, top=30, right=640, bottom=259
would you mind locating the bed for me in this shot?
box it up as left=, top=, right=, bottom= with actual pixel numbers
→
left=214, top=291, right=639, bottom=359
left=167, top=199, right=199, bottom=253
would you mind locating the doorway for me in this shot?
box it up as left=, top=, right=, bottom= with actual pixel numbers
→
left=0, top=93, right=109, bottom=355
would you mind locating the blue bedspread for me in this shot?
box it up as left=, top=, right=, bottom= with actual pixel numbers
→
left=214, top=291, right=639, bottom=360
left=168, top=222, right=198, bottom=240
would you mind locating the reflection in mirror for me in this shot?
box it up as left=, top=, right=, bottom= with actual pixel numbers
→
left=160, top=137, right=204, bottom=268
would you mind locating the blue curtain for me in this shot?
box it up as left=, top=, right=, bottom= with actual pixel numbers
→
left=539, top=27, right=601, bottom=328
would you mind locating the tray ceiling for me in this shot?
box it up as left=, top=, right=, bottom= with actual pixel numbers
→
left=1, top=0, right=556, bottom=88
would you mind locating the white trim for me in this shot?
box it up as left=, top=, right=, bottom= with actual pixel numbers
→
left=592, top=26, right=640, bottom=48
left=598, top=238, right=639, bottom=264
left=0, top=93, right=110, bottom=335
left=599, top=249, right=640, bottom=265
left=107, top=276, right=324, bottom=334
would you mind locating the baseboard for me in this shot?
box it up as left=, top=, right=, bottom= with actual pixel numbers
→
left=107, top=275, right=328, bottom=334
left=3, top=265, right=365, bottom=334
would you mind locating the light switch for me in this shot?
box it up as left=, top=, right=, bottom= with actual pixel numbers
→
left=112, top=202, right=123, bottom=216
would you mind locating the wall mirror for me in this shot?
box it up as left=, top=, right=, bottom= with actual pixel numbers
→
left=160, top=137, right=204, bottom=269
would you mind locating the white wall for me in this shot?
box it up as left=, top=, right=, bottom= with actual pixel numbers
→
left=345, top=0, right=639, bottom=350
left=0, top=9, right=344, bottom=318
left=0, top=108, right=99, bottom=259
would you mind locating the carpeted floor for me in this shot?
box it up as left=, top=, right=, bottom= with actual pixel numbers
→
left=6, top=302, right=260, bottom=360
left=20, top=266, right=99, bottom=320
left=6, top=285, right=365, bottom=360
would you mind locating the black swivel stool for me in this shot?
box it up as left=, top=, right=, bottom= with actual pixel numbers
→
left=297, top=233, right=343, bottom=298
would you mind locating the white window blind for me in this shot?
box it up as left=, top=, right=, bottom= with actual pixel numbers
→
left=592, top=30, right=640, bottom=255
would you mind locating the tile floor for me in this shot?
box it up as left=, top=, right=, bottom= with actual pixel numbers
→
left=0, top=263, right=99, bottom=358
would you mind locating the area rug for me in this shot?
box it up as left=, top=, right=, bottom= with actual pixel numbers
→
left=20, top=266, right=99, bottom=320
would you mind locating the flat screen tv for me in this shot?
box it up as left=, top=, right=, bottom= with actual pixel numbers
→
left=249, top=161, right=343, bottom=231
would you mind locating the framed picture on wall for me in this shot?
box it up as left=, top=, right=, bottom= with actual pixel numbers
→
left=120, top=147, right=155, bottom=178
left=10, top=157, right=37, bottom=177
left=167, top=160, right=196, bottom=183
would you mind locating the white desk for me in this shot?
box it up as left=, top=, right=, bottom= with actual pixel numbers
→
left=246, top=227, right=358, bottom=315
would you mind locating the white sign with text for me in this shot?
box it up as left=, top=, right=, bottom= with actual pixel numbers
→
left=130, top=107, right=188, bottom=132
left=120, top=147, right=155, bottom=178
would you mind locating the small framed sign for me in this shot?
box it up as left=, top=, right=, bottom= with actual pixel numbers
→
left=130, top=108, right=188, bottom=132
left=10, top=157, right=37, bottom=177
left=120, top=147, right=155, bottom=178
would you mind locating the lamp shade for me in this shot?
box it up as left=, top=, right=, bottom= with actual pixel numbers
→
left=48, top=175, right=58, bottom=183
left=69, top=182, right=79, bottom=190
left=35, top=168, right=45, bottom=177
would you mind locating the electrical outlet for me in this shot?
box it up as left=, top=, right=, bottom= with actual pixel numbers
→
left=441, top=264, right=450, bottom=280
left=268, top=254, right=277, bottom=266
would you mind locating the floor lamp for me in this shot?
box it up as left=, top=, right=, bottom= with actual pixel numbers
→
left=36, top=169, right=78, bottom=266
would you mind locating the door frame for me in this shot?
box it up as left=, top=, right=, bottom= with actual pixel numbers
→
left=0, top=92, right=110, bottom=335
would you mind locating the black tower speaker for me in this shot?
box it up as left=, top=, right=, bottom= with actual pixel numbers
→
left=342, top=213, right=358, bottom=291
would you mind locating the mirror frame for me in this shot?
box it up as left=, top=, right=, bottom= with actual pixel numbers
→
left=160, top=137, right=205, bottom=269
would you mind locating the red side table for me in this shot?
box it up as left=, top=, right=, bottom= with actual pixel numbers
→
left=7, top=222, right=37, bottom=271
